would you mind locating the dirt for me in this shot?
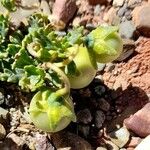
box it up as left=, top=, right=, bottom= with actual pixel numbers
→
left=103, top=37, right=150, bottom=94
left=0, top=0, right=150, bottom=150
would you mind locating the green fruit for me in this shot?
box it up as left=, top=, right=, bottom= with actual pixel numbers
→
left=29, top=89, right=76, bottom=132
left=67, top=46, right=97, bottom=89
left=87, top=26, right=123, bottom=63
left=95, top=32, right=123, bottom=63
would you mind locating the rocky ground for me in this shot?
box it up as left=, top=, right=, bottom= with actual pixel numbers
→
left=0, top=0, right=150, bottom=150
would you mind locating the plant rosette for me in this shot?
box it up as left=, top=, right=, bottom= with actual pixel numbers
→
left=0, top=7, right=123, bottom=132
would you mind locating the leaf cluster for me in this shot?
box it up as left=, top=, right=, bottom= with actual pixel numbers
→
left=0, top=11, right=123, bottom=132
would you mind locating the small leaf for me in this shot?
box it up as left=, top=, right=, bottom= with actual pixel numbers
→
left=12, top=48, right=36, bottom=69
left=28, top=13, right=49, bottom=32
left=9, top=30, right=24, bottom=44
left=6, top=44, right=21, bottom=56
left=65, top=61, right=77, bottom=76
left=19, top=65, right=45, bottom=92
left=0, top=14, right=9, bottom=44
left=66, top=27, right=84, bottom=45
left=1, top=0, right=17, bottom=12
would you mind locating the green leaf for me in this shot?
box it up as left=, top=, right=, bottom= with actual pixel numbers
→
left=12, top=48, right=36, bottom=69
left=65, top=61, right=77, bottom=76
left=6, top=44, right=21, bottom=56
left=0, top=44, right=8, bottom=59
left=9, top=30, right=24, bottom=44
left=44, top=68, right=63, bottom=89
left=23, top=27, right=68, bottom=62
left=0, top=68, right=24, bottom=83
left=0, top=14, right=9, bottom=44
left=1, top=0, right=16, bottom=12
left=28, top=13, right=49, bottom=32
left=66, top=27, right=84, bottom=45
left=19, top=65, right=45, bottom=92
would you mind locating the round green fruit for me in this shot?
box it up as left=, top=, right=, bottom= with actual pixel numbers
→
left=67, top=46, right=97, bottom=89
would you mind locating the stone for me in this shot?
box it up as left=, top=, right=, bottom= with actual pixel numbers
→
left=108, top=126, right=130, bottom=148
left=106, top=106, right=137, bottom=132
left=0, top=88, right=4, bottom=105
left=116, top=39, right=135, bottom=61
left=77, top=109, right=93, bottom=124
left=94, top=4, right=101, bottom=16
left=40, top=0, right=51, bottom=15
left=86, top=23, right=96, bottom=30
left=72, top=17, right=81, bottom=27
left=105, top=63, right=115, bottom=72
left=21, top=0, right=39, bottom=8
left=132, top=4, right=150, bottom=37
left=10, top=8, right=38, bottom=27
left=0, top=123, right=6, bottom=140
left=88, top=0, right=108, bottom=5
left=51, top=131, right=93, bottom=150
left=95, top=110, right=105, bottom=128
left=79, top=15, right=92, bottom=26
left=128, top=0, right=142, bottom=8
left=127, top=137, right=142, bottom=148
left=119, top=20, right=136, bottom=39
left=96, top=147, right=107, bottom=150
left=97, top=98, right=110, bottom=112
left=0, top=107, right=9, bottom=125
left=125, top=10, right=132, bottom=20
left=97, top=63, right=106, bottom=72
left=103, top=7, right=120, bottom=25
left=35, top=134, right=54, bottom=150
left=113, top=0, right=125, bottom=7
left=78, top=125, right=90, bottom=138
left=7, top=133, right=26, bottom=148
left=94, top=85, right=106, bottom=96
left=127, top=148, right=134, bottom=150
left=51, top=0, right=77, bottom=29
left=117, top=3, right=127, bottom=17
left=104, top=140, right=119, bottom=150
left=124, top=103, right=150, bottom=137
left=58, top=148, right=71, bottom=150
left=0, top=138, right=21, bottom=150
left=135, top=135, right=150, bottom=150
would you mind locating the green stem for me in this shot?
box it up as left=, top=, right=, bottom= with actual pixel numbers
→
left=54, top=45, right=79, bottom=67
left=27, top=42, right=40, bottom=57
left=42, top=62, right=70, bottom=96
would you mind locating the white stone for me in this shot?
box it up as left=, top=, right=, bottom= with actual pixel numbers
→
left=40, top=0, right=51, bottom=15
left=135, top=135, right=150, bottom=150
left=96, top=147, right=107, bottom=150
left=109, top=126, right=130, bottom=148
left=113, top=0, right=125, bottom=7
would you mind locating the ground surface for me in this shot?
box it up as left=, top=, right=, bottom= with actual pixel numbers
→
left=0, top=0, right=150, bottom=150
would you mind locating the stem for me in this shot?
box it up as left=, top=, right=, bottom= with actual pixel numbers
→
left=54, top=45, right=79, bottom=67
left=27, top=42, right=39, bottom=57
left=42, top=62, right=70, bottom=96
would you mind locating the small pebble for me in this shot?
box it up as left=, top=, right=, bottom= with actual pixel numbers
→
left=0, top=123, right=6, bottom=140
left=95, top=110, right=105, bottom=129
left=77, top=109, right=93, bottom=124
